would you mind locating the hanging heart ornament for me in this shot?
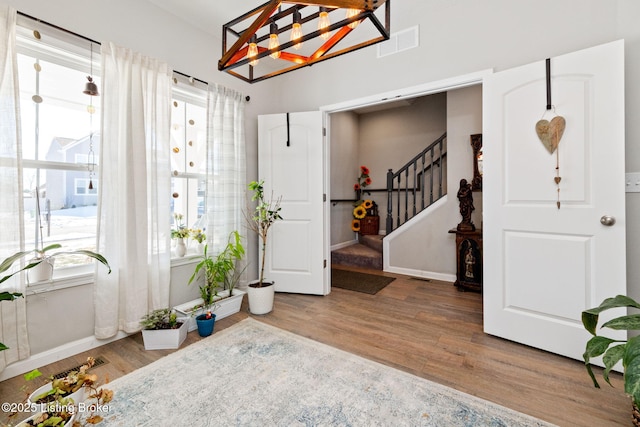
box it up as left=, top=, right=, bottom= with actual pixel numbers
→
left=535, top=115, right=566, bottom=154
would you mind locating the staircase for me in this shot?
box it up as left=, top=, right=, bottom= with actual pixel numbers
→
left=331, top=234, right=383, bottom=270
left=331, top=133, right=447, bottom=271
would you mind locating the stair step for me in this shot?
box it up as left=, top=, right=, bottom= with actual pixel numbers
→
left=331, top=243, right=382, bottom=270
left=359, top=234, right=383, bottom=253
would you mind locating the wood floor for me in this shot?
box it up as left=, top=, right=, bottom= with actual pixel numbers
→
left=0, top=265, right=631, bottom=426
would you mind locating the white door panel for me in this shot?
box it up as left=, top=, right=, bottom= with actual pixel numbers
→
left=258, top=111, right=327, bottom=295
left=483, top=40, right=626, bottom=360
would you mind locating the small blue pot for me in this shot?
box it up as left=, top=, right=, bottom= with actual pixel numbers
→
left=195, top=313, right=216, bottom=337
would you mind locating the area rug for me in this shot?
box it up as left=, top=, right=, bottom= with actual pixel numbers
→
left=90, top=318, right=554, bottom=426
left=331, top=268, right=395, bottom=294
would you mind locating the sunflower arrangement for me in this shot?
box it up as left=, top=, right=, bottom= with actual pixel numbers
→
left=351, top=199, right=376, bottom=232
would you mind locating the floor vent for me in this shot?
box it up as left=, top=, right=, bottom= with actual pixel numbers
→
left=410, top=277, right=432, bottom=282
left=51, top=356, right=108, bottom=379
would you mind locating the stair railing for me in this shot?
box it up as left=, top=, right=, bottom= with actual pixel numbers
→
left=386, top=132, right=447, bottom=234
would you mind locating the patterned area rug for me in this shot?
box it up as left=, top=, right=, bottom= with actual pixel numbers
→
left=331, top=268, right=395, bottom=294
left=91, top=318, right=555, bottom=426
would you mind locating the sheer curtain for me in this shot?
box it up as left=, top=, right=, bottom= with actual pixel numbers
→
left=0, top=5, right=29, bottom=372
left=94, top=42, right=172, bottom=338
left=206, top=85, right=247, bottom=272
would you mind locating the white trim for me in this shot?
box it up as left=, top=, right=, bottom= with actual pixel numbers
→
left=384, top=265, right=456, bottom=283
left=320, top=69, right=492, bottom=114
left=0, top=331, right=130, bottom=382
left=321, top=71, right=491, bottom=282
left=330, top=239, right=358, bottom=252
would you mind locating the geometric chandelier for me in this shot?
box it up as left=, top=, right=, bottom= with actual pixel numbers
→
left=218, top=0, right=390, bottom=83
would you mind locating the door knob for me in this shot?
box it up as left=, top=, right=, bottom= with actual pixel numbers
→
left=600, top=215, right=616, bottom=226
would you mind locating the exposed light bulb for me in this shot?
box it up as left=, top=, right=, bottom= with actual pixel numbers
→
left=269, top=23, right=281, bottom=59
left=346, top=8, right=361, bottom=29
left=247, top=36, right=259, bottom=66
left=318, top=9, right=331, bottom=40
left=291, top=23, right=303, bottom=50
left=291, top=10, right=303, bottom=50
left=269, top=34, right=281, bottom=59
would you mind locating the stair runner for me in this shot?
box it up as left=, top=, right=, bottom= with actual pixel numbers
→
left=331, top=235, right=383, bottom=270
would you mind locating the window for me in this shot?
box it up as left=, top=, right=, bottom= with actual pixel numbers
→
left=75, top=178, right=98, bottom=196
left=16, top=19, right=101, bottom=271
left=170, top=77, right=207, bottom=233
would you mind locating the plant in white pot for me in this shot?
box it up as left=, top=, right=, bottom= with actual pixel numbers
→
left=246, top=180, right=282, bottom=315
left=140, top=308, right=188, bottom=350
left=178, top=230, right=247, bottom=333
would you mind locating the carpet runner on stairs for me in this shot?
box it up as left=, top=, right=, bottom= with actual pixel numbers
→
left=331, top=234, right=383, bottom=270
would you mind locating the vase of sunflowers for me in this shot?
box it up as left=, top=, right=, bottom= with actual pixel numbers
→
left=351, top=166, right=379, bottom=234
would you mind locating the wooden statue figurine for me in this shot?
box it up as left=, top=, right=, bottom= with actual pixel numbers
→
left=456, top=178, right=475, bottom=231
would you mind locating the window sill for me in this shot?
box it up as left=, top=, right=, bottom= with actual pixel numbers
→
left=23, top=256, right=199, bottom=295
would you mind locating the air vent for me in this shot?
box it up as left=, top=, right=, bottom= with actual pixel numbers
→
left=51, top=356, right=108, bottom=379
left=377, top=25, right=419, bottom=58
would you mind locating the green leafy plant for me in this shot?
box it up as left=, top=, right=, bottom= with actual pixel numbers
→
left=246, top=180, right=282, bottom=287
left=582, top=294, right=640, bottom=405
left=0, top=244, right=111, bottom=285
left=188, top=230, right=246, bottom=310
left=140, top=308, right=180, bottom=330
left=0, top=291, right=23, bottom=351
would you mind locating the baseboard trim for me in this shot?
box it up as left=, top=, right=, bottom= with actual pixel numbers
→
left=330, top=239, right=358, bottom=251
left=384, top=266, right=456, bottom=283
left=0, top=331, right=130, bottom=382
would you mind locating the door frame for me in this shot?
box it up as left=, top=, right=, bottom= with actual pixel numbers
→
left=320, top=69, right=492, bottom=282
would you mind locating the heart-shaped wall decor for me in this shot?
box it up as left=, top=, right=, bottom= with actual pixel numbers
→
left=535, top=116, right=566, bottom=154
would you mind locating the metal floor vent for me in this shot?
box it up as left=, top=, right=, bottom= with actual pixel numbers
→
left=51, top=356, right=108, bottom=379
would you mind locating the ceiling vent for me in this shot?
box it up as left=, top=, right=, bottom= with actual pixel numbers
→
left=377, top=25, right=419, bottom=58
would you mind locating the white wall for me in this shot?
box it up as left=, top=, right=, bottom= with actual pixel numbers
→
left=329, top=111, right=359, bottom=246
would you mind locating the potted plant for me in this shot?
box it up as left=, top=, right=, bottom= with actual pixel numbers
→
left=582, top=294, right=640, bottom=423
left=28, top=356, right=98, bottom=406
left=0, top=245, right=111, bottom=284
left=0, top=291, right=22, bottom=351
left=14, top=362, right=113, bottom=426
left=16, top=396, right=76, bottom=427
left=175, top=231, right=247, bottom=332
left=246, top=180, right=282, bottom=315
left=171, top=213, right=190, bottom=257
left=140, top=308, right=188, bottom=350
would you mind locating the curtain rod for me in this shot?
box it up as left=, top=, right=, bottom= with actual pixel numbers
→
left=16, top=10, right=209, bottom=86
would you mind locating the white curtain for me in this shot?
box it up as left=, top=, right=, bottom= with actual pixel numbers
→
left=95, top=42, right=172, bottom=338
left=0, top=5, right=29, bottom=372
left=206, top=85, right=246, bottom=267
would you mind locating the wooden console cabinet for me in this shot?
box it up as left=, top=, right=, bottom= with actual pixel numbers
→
left=448, top=228, right=483, bottom=292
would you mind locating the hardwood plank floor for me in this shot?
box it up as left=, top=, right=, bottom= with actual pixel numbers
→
left=0, top=266, right=630, bottom=426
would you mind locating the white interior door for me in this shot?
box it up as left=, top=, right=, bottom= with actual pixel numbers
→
left=483, top=40, right=626, bottom=360
left=258, top=111, right=328, bottom=295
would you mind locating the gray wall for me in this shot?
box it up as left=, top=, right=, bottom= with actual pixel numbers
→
left=385, top=85, right=482, bottom=278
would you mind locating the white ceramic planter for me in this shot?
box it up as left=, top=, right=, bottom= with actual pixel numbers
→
left=141, top=317, right=189, bottom=350
left=174, top=289, right=246, bottom=332
left=28, top=381, right=87, bottom=406
left=247, top=281, right=275, bottom=315
left=27, top=257, right=54, bottom=283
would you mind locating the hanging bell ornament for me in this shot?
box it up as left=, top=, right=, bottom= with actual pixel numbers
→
left=83, top=76, right=99, bottom=96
